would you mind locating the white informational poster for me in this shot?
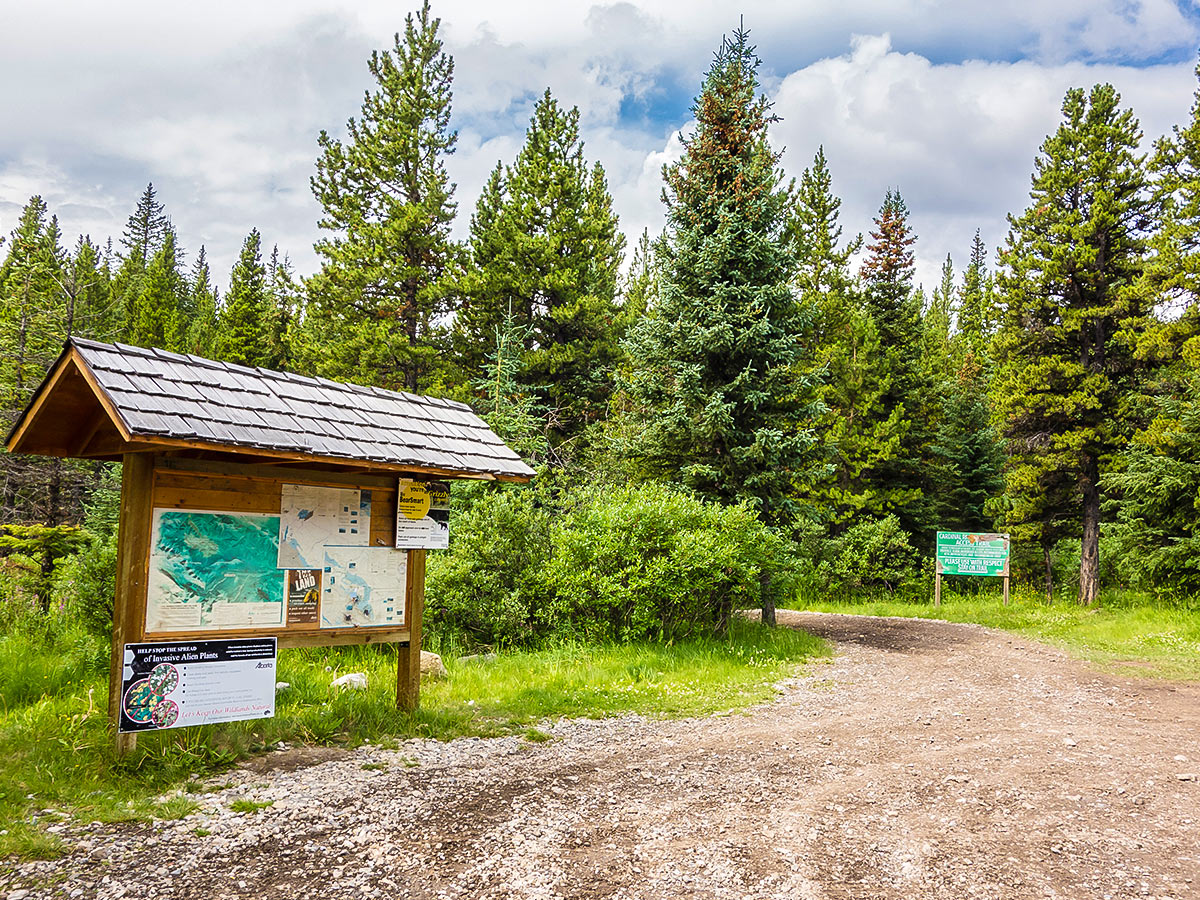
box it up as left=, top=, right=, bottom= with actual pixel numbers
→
left=320, top=547, right=407, bottom=628
left=118, top=639, right=276, bottom=733
left=277, top=484, right=371, bottom=569
left=395, top=479, right=450, bottom=550
left=146, top=509, right=284, bottom=632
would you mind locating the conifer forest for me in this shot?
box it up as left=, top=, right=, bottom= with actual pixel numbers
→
left=4, top=3, right=1200, bottom=644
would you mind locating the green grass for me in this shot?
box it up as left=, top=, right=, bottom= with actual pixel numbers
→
left=796, top=583, right=1200, bottom=680
left=0, top=616, right=825, bottom=861
left=228, top=798, right=274, bottom=813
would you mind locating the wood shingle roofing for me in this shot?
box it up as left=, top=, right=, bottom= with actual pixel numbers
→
left=6, top=338, right=535, bottom=481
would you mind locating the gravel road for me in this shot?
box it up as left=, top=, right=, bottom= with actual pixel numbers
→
left=6, top=611, right=1200, bottom=900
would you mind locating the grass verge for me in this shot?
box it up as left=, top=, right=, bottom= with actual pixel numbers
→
left=796, top=584, right=1200, bottom=681
left=0, top=617, right=826, bottom=861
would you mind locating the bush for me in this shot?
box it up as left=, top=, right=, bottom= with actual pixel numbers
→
left=425, top=483, right=795, bottom=648
left=424, top=488, right=553, bottom=648
left=826, top=515, right=917, bottom=594
left=543, top=484, right=793, bottom=642
left=53, top=529, right=118, bottom=641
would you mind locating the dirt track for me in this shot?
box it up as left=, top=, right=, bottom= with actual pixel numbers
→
left=8, top=612, right=1200, bottom=899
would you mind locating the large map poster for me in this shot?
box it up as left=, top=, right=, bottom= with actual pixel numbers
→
left=321, top=547, right=407, bottom=628
left=277, top=484, right=370, bottom=569
left=146, top=510, right=285, bottom=632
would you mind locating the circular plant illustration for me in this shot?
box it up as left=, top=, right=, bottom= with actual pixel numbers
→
left=147, top=663, right=179, bottom=695
left=150, top=699, right=180, bottom=728
left=123, top=679, right=162, bottom=723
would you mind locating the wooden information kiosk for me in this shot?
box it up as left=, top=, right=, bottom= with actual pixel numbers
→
left=6, top=339, right=533, bottom=753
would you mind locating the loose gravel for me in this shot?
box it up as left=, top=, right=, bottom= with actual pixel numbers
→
left=4, top=611, right=1199, bottom=899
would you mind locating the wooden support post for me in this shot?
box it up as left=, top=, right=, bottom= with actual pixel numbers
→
left=397, top=549, right=426, bottom=711
left=934, top=572, right=941, bottom=607
left=1003, top=575, right=1010, bottom=607
left=109, top=453, right=155, bottom=756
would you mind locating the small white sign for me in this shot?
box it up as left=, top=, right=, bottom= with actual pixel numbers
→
left=118, top=638, right=277, bottom=733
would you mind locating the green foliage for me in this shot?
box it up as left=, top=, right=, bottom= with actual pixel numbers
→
left=471, top=312, right=549, bottom=466
left=826, top=515, right=918, bottom=593
left=217, top=229, right=270, bottom=366
left=127, top=228, right=186, bottom=351
left=787, top=152, right=902, bottom=527
left=543, top=484, right=795, bottom=641
left=1106, top=367, right=1200, bottom=593
left=426, top=483, right=795, bottom=647
left=308, top=0, right=458, bottom=391
left=994, top=83, right=1155, bottom=604
left=857, top=189, right=935, bottom=540
left=185, top=246, right=219, bottom=356
left=955, top=230, right=997, bottom=358
left=926, top=363, right=1005, bottom=533
left=621, top=28, right=819, bottom=528
left=424, top=488, right=553, bottom=647
left=456, top=90, right=625, bottom=437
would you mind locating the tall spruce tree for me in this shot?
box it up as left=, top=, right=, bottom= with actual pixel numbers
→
left=309, top=0, right=458, bottom=391
left=127, top=228, right=185, bottom=350
left=622, top=27, right=818, bottom=624
left=786, top=148, right=903, bottom=527
left=218, top=229, right=270, bottom=367
left=858, top=188, right=932, bottom=540
left=994, top=84, right=1155, bottom=605
left=957, top=230, right=996, bottom=355
left=456, top=89, right=624, bottom=438
left=186, top=246, right=219, bottom=356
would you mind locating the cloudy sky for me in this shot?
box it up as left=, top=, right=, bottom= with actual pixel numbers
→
left=2, top=0, right=1200, bottom=293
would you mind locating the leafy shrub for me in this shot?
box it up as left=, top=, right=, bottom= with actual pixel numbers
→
left=543, top=483, right=793, bottom=642
left=425, top=483, right=795, bottom=648
left=424, top=488, right=553, bottom=647
left=53, top=529, right=118, bottom=641
left=51, top=468, right=121, bottom=641
left=827, top=515, right=917, bottom=593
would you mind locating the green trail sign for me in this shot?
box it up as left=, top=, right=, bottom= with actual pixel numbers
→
left=936, top=532, right=1010, bottom=577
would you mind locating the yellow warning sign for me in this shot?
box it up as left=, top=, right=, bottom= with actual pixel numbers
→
left=397, top=481, right=431, bottom=520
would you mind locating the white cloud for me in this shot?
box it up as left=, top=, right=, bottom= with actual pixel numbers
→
left=1, top=1, right=1199, bottom=292
left=770, top=34, right=1198, bottom=291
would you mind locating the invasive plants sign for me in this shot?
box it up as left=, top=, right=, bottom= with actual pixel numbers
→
left=936, top=532, right=1010, bottom=577
left=118, top=638, right=276, bottom=733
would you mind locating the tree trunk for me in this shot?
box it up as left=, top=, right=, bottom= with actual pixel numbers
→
left=1043, top=545, right=1053, bottom=602
left=760, top=570, right=775, bottom=628
left=1079, top=454, right=1101, bottom=606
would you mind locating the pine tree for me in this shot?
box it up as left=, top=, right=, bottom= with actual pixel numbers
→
left=119, top=183, right=171, bottom=270
left=785, top=148, right=904, bottom=526
left=456, top=90, right=625, bottom=438
left=127, top=228, right=185, bottom=350
left=618, top=230, right=657, bottom=332
left=0, top=197, right=64, bottom=414
left=858, top=188, right=933, bottom=540
left=622, top=27, right=817, bottom=567
left=0, top=200, right=103, bottom=525
left=956, top=230, right=996, bottom=355
left=1149, top=60, right=1200, bottom=312
left=861, top=189, right=921, bottom=368
left=112, top=183, right=172, bottom=345
left=218, top=229, right=270, bottom=367
left=309, top=0, right=458, bottom=391
left=186, top=246, right=219, bottom=356
left=993, top=83, right=1155, bottom=605
left=924, top=254, right=956, bottom=382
